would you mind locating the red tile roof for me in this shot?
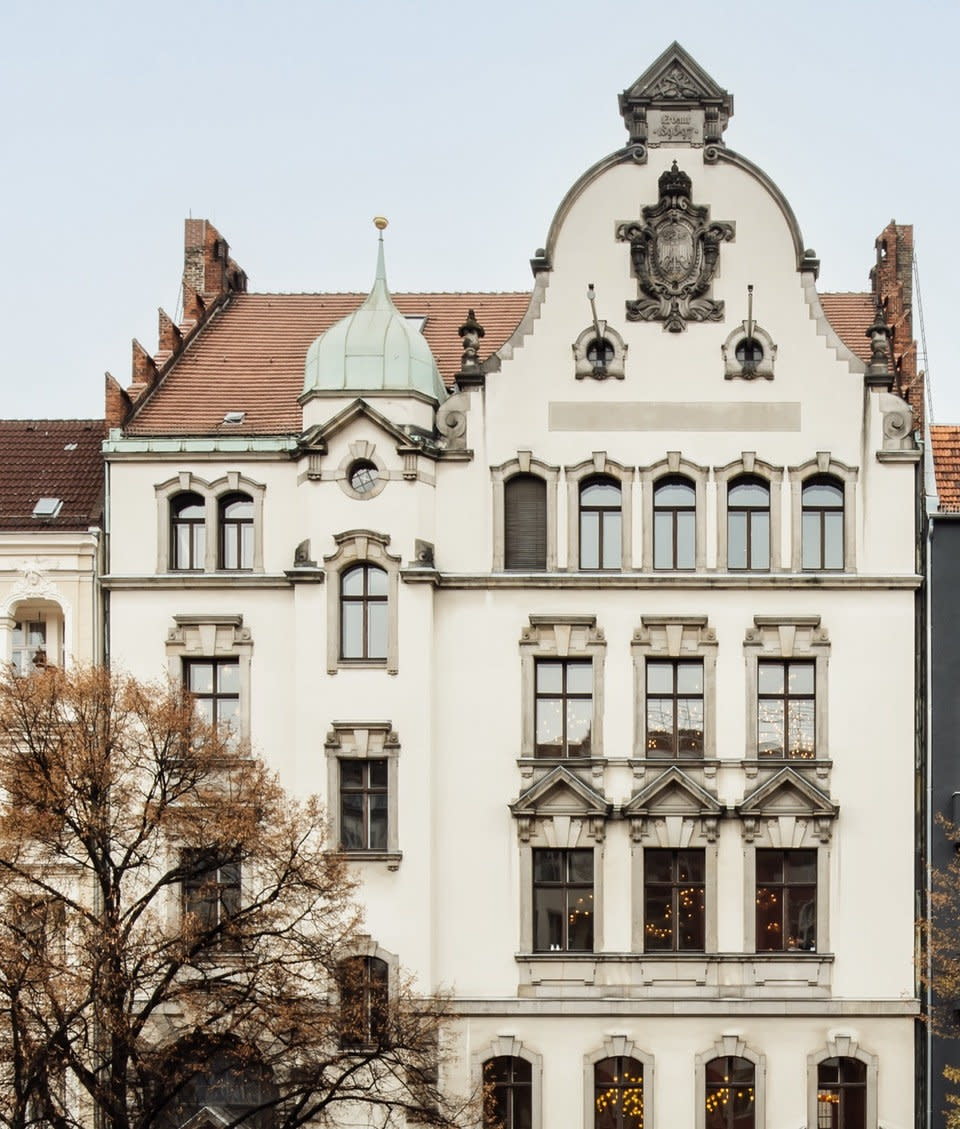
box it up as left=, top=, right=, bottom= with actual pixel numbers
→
left=124, top=289, right=879, bottom=438
left=931, top=425, right=960, bottom=511
left=819, top=293, right=874, bottom=363
left=0, top=420, right=104, bottom=530
left=127, top=293, right=531, bottom=436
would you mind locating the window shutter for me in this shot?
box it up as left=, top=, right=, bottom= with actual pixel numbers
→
left=504, top=474, right=547, bottom=570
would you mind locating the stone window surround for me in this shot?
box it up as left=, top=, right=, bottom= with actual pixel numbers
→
left=519, top=837, right=604, bottom=954
left=582, top=1035, right=655, bottom=1129
left=807, top=1034, right=878, bottom=1129
left=324, top=530, right=400, bottom=674
left=491, top=452, right=560, bottom=572
left=789, top=454, right=858, bottom=572
left=695, top=1034, right=767, bottom=1129
left=638, top=453, right=709, bottom=571
left=519, top=614, right=606, bottom=761
left=165, top=614, right=254, bottom=746
left=631, top=615, right=718, bottom=760
left=721, top=321, right=777, bottom=380
left=742, top=615, right=830, bottom=762
left=742, top=839, right=831, bottom=956
left=473, top=1036, right=543, bottom=1129
left=336, top=439, right=389, bottom=501
left=714, top=453, right=784, bottom=572
left=572, top=323, right=628, bottom=380
left=564, top=453, right=635, bottom=571
left=155, top=471, right=266, bottom=573
left=325, top=721, right=401, bottom=867
left=630, top=826, right=719, bottom=954
left=330, top=937, right=400, bottom=1009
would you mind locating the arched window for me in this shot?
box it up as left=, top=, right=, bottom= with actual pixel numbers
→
left=157, top=1042, right=275, bottom=1129
left=483, top=1055, right=532, bottom=1129
left=504, top=474, right=547, bottom=571
left=218, top=492, right=253, bottom=570
left=170, top=492, right=205, bottom=571
left=340, top=564, right=388, bottom=660
left=653, top=476, right=696, bottom=570
left=727, top=476, right=770, bottom=570
left=816, top=1058, right=866, bottom=1129
left=705, top=1056, right=755, bottom=1129
left=802, top=476, right=844, bottom=570
left=594, top=1055, right=644, bottom=1128
left=580, top=478, right=622, bottom=570
left=339, top=955, right=389, bottom=1049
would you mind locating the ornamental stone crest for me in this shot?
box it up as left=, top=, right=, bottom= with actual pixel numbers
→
left=616, top=162, right=734, bottom=332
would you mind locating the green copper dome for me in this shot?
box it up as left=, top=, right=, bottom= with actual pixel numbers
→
left=304, top=231, right=446, bottom=402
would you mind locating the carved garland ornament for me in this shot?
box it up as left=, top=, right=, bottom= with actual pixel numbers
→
left=617, top=162, right=734, bottom=332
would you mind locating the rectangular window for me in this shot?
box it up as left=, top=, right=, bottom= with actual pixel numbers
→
left=646, top=660, right=704, bottom=756
left=339, top=759, right=388, bottom=851
left=184, top=659, right=241, bottom=741
left=535, top=659, right=593, bottom=757
left=182, top=849, right=241, bottom=948
left=643, top=848, right=705, bottom=952
left=12, top=620, right=46, bottom=673
left=533, top=848, right=593, bottom=952
left=757, top=660, right=815, bottom=759
left=756, top=848, right=816, bottom=951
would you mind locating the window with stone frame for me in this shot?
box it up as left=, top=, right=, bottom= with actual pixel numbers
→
left=816, top=1058, right=866, bottom=1129
left=632, top=617, right=716, bottom=760
left=653, top=475, right=696, bottom=570
left=166, top=615, right=253, bottom=749
left=520, top=616, right=606, bottom=761
left=156, top=472, right=265, bottom=574
left=338, top=954, right=389, bottom=1049
left=643, top=848, right=706, bottom=952
left=704, top=1056, right=756, bottom=1129
left=789, top=455, right=857, bottom=573
left=339, top=759, right=388, bottom=851
left=593, top=1055, right=645, bottom=1129
left=491, top=453, right=559, bottom=572
left=483, top=1055, right=533, bottom=1129
left=170, top=492, right=206, bottom=571
left=324, top=531, right=400, bottom=674
left=532, top=847, right=594, bottom=952
left=325, top=723, right=401, bottom=865
left=340, top=563, right=388, bottom=661
left=181, top=849, right=241, bottom=950
left=218, top=492, right=254, bottom=570
left=755, top=848, right=817, bottom=952
left=11, top=618, right=49, bottom=672
left=184, top=658, right=241, bottom=746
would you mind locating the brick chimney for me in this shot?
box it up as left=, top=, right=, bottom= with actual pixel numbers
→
left=182, top=219, right=247, bottom=322
left=871, top=222, right=921, bottom=425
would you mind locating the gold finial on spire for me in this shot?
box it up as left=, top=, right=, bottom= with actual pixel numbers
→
left=373, top=216, right=388, bottom=231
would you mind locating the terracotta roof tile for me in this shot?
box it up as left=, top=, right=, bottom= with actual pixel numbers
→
left=819, top=293, right=874, bottom=363
left=127, top=293, right=531, bottom=436
left=0, top=420, right=104, bottom=531
left=931, top=425, right=960, bottom=511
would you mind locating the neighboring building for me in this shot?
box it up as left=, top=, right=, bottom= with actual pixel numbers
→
left=0, top=419, right=104, bottom=670
left=101, top=44, right=922, bottom=1129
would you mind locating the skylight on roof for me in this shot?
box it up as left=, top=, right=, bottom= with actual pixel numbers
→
left=63, top=442, right=78, bottom=451
left=33, top=497, right=63, bottom=519
left=222, top=411, right=246, bottom=425
left=404, top=315, right=427, bottom=333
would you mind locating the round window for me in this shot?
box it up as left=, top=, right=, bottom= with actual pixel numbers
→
left=735, top=337, right=764, bottom=364
left=349, top=460, right=379, bottom=495
left=586, top=338, right=615, bottom=366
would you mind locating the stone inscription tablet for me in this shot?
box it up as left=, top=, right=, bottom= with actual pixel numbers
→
left=548, top=402, right=801, bottom=432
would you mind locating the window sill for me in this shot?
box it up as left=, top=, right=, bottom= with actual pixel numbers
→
left=338, top=850, right=402, bottom=871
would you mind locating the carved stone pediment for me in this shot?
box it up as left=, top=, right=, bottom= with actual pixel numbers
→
left=180, top=1107, right=231, bottom=1129
left=737, top=767, right=838, bottom=843
left=624, top=766, right=723, bottom=842
left=511, top=765, right=609, bottom=819
left=617, top=163, right=734, bottom=332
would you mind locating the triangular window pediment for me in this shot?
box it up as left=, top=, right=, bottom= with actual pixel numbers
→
left=623, top=766, right=722, bottom=818
left=510, top=766, right=609, bottom=819
left=298, top=398, right=419, bottom=456
left=179, top=1107, right=231, bottom=1129
left=738, top=767, right=837, bottom=820
left=621, top=42, right=729, bottom=107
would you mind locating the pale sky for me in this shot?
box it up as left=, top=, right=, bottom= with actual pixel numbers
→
left=2, top=0, right=957, bottom=421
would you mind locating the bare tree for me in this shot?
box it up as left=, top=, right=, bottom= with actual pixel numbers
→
left=925, top=822, right=960, bottom=1129
left=0, top=665, right=465, bottom=1129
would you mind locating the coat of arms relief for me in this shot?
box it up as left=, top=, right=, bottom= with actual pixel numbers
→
left=616, top=162, right=734, bottom=332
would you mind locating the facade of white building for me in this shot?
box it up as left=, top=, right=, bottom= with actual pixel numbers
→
left=102, top=45, right=921, bottom=1129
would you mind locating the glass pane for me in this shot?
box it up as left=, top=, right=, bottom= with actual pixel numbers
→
left=341, top=567, right=365, bottom=596
left=785, top=851, right=817, bottom=883
left=533, top=850, right=562, bottom=882
left=222, top=530, right=239, bottom=570
left=341, top=794, right=365, bottom=848
left=678, top=885, right=705, bottom=949
left=240, top=523, right=254, bottom=568
left=646, top=700, right=674, bottom=754
left=787, top=886, right=816, bottom=950
left=582, top=481, right=620, bottom=506
left=823, top=511, right=844, bottom=569
left=366, top=566, right=388, bottom=596
left=647, top=662, right=675, bottom=694
left=676, top=511, right=695, bottom=569
left=535, top=700, right=563, bottom=753
left=536, top=662, right=563, bottom=693
left=567, top=850, right=594, bottom=883
left=645, top=850, right=674, bottom=883
left=341, top=603, right=363, bottom=658
left=367, top=603, right=388, bottom=659
left=787, top=700, right=815, bottom=758
left=656, top=480, right=695, bottom=506
left=678, top=850, right=705, bottom=881
left=653, top=512, right=673, bottom=569
left=194, top=698, right=214, bottom=726
left=758, top=663, right=784, bottom=694
left=677, top=663, right=703, bottom=694
left=804, top=481, right=843, bottom=507
left=756, top=852, right=783, bottom=884
left=340, top=760, right=364, bottom=789
left=757, top=701, right=784, bottom=757
left=788, top=663, right=815, bottom=694
left=843, top=1084, right=866, bottom=1129
left=802, top=511, right=821, bottom=569
left=566, top=701, right=592, bottom=756
left=175, top=525, right=192, bottom=567
left=369, top=795, right=388, bottom=850
left=217, top=662, right=240, bottom=694
left=580, top=511, right=599, bottom=569
left=756, top=887, right=782, bottom=950
left=222, top=497, right=253, bottom=519
left=188, top=663, right=214, bottom=694
left=602, top=512, right=621, bottom=568
left=174, top=494, right=205, bottom=519
left=644, top=889, right=673, bottom=950
left=567, top=886, right=593, bottom=950
left=677, top=699, right=704, bottom=753
left=217, top=698, right=240, bottom=732
left=750, top=511, right=770, bottom=570
left=533, top=887, right=564, bottom=950
left=728, top=511, right=747, bottom=568
left=368, top=760, right=388, bottom=788
left=730, top=480, right=769, bottom=507
left=566, top=661, right=593, bottom=694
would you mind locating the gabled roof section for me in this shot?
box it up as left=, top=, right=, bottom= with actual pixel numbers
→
left=623, top=766, right=723, bottom=818
left=819, top=294, right=874, bottom=364
left=510, top=766, right=611, bottom=819
left=0, top=420, right=104, bottom=532
left=619, top=42, right=733, bottom=142
left=737, top=767, right=837, bottom=820
left=931, top=424, right=960, bottom=511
